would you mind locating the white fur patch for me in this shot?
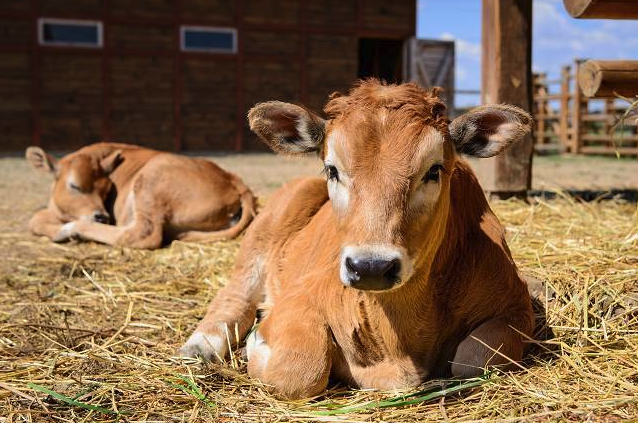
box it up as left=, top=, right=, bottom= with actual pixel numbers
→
left=409, top=130, right=445, bottom=212
left=54, top=222, right=77, bottom=242
left=245, top=330, right=271, bottom=371
left=180, top=331, right=227, bottom=361
left=325, top=133, right=350, bottom=213
left=340, top=244, right=414, bottom=289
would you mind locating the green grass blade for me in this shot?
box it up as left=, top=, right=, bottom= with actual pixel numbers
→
left=28, top=383, right=119, bottom=415
left=308, top=377, right=490, bottom=416
left=166, top=375, right=217, bottom=409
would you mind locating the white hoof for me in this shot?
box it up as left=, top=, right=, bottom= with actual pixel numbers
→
left=52, top=222, right=77, bottom=243
left=178, top=332, right=227, bottom=362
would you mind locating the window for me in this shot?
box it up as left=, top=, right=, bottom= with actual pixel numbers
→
left=38, top=18, right=103, bottom=48
left=180, top=26, right=237, bottom=54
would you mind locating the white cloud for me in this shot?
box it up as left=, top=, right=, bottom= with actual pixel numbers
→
left=440, top=32, right=480, bottom=61
left=533, top=0, right=638, bottom=79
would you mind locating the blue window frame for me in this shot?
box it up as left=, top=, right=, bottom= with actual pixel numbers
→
left=39, top=18, right=102, bottom=48
left=180, top=26, right=237, bottom=54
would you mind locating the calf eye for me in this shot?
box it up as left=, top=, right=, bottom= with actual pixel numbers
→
left=423, top=164, right=445, bottom=183
left=69, top=182, right=82, bottom=192
left=325, top=165, right=340, bottom=182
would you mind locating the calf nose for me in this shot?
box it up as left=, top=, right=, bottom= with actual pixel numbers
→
left=93, top=212, right=110, bottom=224
left=345, top=256, right=401, bottom=291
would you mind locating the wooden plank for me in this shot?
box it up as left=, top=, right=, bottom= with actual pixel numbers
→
left=362, top=0, right=414, bottom=33
left=480, top=0, right=533, bottom=197
left=571, top=60, right=583, bottom=153
left=580, top=146, right=638, bottom=155
left=180, top=0, right=235, bottom=22
left=40, top=0, right=102, bottom=15
left=559, top=65, right=571, bottom=150
left=578, top=60, right=638, bottom=97
left=563, top=0, right=638, bottom=19
left=181, top=58, right=236, bottom=150
left=306, top=0, right=357, bottom=28
left=109, top=55, right=174, bottom=150
left=582, top=134, right=638, bottom=142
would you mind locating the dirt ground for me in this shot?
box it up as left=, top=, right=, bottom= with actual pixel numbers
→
left=0, top=153, right=637, bottom=421
left=1, top=152, right=637, bottom=234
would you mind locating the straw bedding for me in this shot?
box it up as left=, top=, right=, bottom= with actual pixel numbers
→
left=1, top=167, right=637, bottom=421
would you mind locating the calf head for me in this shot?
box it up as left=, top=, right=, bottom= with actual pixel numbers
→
left=249, top=80, right=531, bottom=292
left=26, top=147, right=122, bottom=224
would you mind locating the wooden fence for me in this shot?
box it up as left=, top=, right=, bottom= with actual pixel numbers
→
left=533, top=60, right=638, bottom=157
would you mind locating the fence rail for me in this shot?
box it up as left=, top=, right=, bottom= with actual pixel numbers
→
left=456, top=59, right=638, bottom=157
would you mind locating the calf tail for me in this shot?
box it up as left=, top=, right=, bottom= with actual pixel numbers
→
left=177, top=174, right=257, bottom=243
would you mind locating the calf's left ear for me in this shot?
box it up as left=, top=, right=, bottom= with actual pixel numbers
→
left=100, top=150, right=123, bottom=174
left=449, top=104, right=532, bottom=158
left=248, top=101, right=325, bottom=155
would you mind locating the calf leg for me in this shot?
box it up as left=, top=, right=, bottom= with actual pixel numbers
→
left=29, top=209, right=65, bottom=241
left=246, top=301, right=332, bottom=399
left=179, top=253, right=264, bottom=361
left=451, top=318, right=525, bottom=377
left=60, top=212, right=163, bottom=249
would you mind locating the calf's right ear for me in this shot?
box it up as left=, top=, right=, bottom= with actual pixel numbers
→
left=26, top=146, right=58, bottom=175
left=248, top=101, right=325, bottom=155
left=449, top=104, right=532, bottom=158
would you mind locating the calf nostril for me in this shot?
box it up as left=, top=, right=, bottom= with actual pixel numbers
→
left=383, top=258, right=401, bottom=282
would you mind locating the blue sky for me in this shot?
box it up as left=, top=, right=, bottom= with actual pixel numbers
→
left=417, top=0, right=638, bottom=106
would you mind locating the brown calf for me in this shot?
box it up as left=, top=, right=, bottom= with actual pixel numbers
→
left=180, top=80, right=534, bottom=399
left=26, top=142, right=255, bottom=249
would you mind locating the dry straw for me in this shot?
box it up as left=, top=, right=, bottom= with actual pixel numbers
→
left=1, top=196, right=637, bottom=421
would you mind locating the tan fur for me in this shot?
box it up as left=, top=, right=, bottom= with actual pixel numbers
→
left=181, top=80, right=534, bottom=399
left=26, top=142, right=256, bottom=249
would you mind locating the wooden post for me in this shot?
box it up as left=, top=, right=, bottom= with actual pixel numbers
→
left=571, top=60, right=583, bottom=154
left=559, top=65, right=571, bottom=152
left=563, top=0, right=638, bottom=19
left=534, top=73, right=547, bottom=148
left=480, top=0, right=533, bottom=198
left=578, top=60, right=638, bottom=98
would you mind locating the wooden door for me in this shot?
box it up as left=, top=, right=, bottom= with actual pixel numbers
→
left=403, top=38, right=455, bottom=110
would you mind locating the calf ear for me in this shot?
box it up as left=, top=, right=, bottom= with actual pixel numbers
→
left=100, top=150, right=123, bottom=174
left=248, top=101, right=325, bottom=155
left=26, top=146, right=58, bottom=174
left=449, top=104, right=532, bottom=158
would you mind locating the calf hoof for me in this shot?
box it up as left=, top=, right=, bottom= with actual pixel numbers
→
left=178, top=331, right=227, bottom=362
left=52, top=222, right=77, bottom=243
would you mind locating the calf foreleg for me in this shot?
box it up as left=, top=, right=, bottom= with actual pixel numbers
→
left=246, top=299, right=332, bottom=399
left=179, top=255, right=263, bottom=361
left=451, top=317, right=528, bottom=377
left=61, top=213, right=164, bottom=249
left=29, top=209, right=65, bottom=241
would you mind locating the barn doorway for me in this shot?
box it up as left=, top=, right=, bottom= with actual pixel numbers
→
left=358, top=38, right=403, bottom=83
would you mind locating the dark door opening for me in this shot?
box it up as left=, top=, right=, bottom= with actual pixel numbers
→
left=358, top=38, right=403, bottom=83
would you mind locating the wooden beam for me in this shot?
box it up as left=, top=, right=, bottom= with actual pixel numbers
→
left=578, top=60, right=638, bottom=97
left=563, top=0, right=638, bottom=19
left=480, top=0, right=533, bottom=198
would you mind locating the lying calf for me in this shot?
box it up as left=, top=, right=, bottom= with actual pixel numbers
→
left=180, top=80, right=534, bottom=398
left=27, top=142, right=255, bottom=249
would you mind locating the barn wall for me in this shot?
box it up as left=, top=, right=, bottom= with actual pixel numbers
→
left=0, top=0, right=416, bottom=152
left=40, top=53, right=103, bottom=150
left=110, top=56, right=174, bottom=151
left=181, top=59, right=237, bottom=150
left=0, top=53, right=31, bottom=151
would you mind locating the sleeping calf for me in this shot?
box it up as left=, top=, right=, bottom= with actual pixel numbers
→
left=27, top=142, right=255, bottom=249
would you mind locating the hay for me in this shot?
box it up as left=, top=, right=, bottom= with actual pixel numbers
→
left=1, top=197, right=637, bottom=422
